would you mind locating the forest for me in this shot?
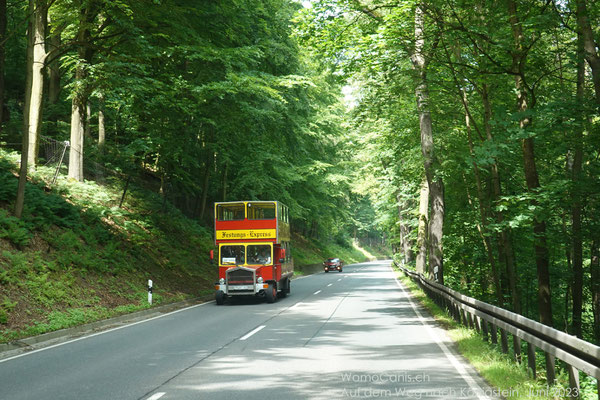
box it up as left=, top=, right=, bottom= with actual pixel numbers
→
left=1, top=0, right=599, bottom=348
left=295, top=0, right=600, bottom=346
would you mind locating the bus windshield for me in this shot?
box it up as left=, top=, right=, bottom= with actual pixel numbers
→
left=220, top=245, right=245, bottom=265
left=247, top=244, right=272, bottom=265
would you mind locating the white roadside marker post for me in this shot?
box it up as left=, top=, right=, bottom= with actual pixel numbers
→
left=148, top=279, right=153, bottom=305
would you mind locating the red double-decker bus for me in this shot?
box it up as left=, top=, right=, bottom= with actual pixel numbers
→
left=212, top=201, right=293, bottom=304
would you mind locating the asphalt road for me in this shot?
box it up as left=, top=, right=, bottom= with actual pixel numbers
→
left=0, top=260, right=498, bottom=400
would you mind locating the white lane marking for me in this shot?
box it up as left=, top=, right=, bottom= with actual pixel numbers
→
left=290, top=302, right=304, bottom=310
left=313, top=290, right=322, bottom=295
left=337, top=279, right=342, bottom=281
left=391, top=266, right=491, bottom=400
left=240, top=325, right=265, bottom=341
left=0, top=302, right=213, bottom=364
left=147, top=393, right=166, bottom=400
left=327, top=283, right=333, bottom=287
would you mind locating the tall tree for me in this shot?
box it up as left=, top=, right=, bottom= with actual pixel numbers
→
left=506, top=0, right=552, bottom=327
left=575, top=0, right=600, bottom=105
left=15, top=0, right=47, bottom=218
left=46, top=14, right=61, bottom=105
left=592, top=241, right=600, bottom=343
left=68, top=0, right=99, bottom=181
left=411, top=3, right=445, bottom=283
left=0, top=0, right=6, bottom=134
left=569, top=30, right=586, bottom=338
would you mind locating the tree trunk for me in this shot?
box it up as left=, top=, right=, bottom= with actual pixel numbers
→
left=445, top=44, right=502, bottom=303
left=221, top=161, right=228, bottom=201
left=98, top=92, right=105, bottom=150
left=415, top=178, right=428, bottom=275
left=199, top=151, right=213, bottom=221
left=47, top=15, right=61, bottom=104
left=0, top=0, right=6, bottom=135
left=85, top=101, right=92, bottom=140
left=576, top=0, right=600, bottom=105
left=67, top=1, right=97, bottom=181
left=16, top=0, right=36, bottom=218
left=507, top=0, right=551, bottom=326
left=397, top=193, right=414, bottom=264
left=570, top=33, right=585, bottom=338
left=26, top=0, right=47, bottom=170
left=16, top=0, right=46, bottom=217
left=482, top=83, right=519, bottom=310
left=591, top=240, right=600, bottom=344
left=411, top=4, right=444, bottom=283
left=68, top=93, right=85, bottom=181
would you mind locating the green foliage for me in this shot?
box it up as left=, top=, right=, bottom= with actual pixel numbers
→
left=0, top=298, right=17, bottom=325
left=295, top=0, right=600, bottom=347
left=0, top=209, right=31, bottom=246
left=0, top=0, right=386, bottom=343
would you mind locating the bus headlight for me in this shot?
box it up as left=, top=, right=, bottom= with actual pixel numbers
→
left=257, top=277, right=263, bottom=284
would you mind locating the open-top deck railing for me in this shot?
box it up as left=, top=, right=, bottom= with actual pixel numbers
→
left=396, top=262, right=600, bottom=400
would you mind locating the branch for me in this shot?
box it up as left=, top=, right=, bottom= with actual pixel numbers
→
left=0, top=0, right=59, bottom=47
left=350, top=0, right=384, bottom=21
left=434, top=0, right=514, bottom=75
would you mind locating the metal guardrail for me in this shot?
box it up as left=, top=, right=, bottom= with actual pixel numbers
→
left=396, top=262, right=600, bottom=400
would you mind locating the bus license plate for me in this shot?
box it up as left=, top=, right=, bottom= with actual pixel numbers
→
left=231, top=285, right=253, bottom=290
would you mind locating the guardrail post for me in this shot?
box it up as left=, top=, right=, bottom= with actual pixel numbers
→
left=481, top=319, right=489, bottom=342
left=527, top=342, right=536, bottom=378
left=513, top=336, right=522, bottom=363
left=454, top=304, right=461, bottom=323
left=567, top=365, right=580, bottom=400
left=545, top=353, right=556, bottom=386
left=490, top=323, right=498, bottom=344
left=460, top=309, right=468, bottom=327
left=400, top=262, right=600, bottom=394
left=500, top=328, right=508, bottom=354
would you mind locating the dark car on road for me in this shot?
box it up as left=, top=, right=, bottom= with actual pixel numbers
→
left=323, top=258, right=343, bottom=272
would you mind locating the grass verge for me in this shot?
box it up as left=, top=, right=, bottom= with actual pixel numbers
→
left=392, top=264, right=598, bottom=400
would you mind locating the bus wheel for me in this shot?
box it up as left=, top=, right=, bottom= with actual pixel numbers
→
left=215, top=290, right=226, bottom=305
left=265, top=283, right=277, bottom=303
left=278, top=279, right=290, bottom=298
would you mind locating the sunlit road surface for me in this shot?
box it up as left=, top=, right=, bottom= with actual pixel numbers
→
left=0, top=261, right=499, bottom=400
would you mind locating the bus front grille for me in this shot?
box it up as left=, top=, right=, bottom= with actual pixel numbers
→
left=226, top=268, right=254, bottom=285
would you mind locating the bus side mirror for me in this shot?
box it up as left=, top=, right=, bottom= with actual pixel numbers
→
left=209, top=250, right=214, bottom=264
left=279, top=248, right=286, bottom=263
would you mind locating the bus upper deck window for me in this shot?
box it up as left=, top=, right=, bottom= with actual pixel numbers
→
left=217, top=203, right=245, bottom=221
left=247, top=202, right=276, bottom=220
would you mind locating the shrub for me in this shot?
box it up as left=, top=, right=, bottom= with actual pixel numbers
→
left=0, top=173, right=17, bottom=203
left=0, top=209, right=31, bottom=247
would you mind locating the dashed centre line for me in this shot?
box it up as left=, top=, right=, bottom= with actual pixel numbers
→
left=314, top=290, right=322, bottom=295
left=240, top=325, right=265, bottom=341
left=146, top=393, right=165, bottom=400
left=327, top=283, right=333, bottom=287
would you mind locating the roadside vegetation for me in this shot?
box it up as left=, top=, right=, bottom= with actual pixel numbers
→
left=392, top=263, right=598, bottom=400
left=0, top=148, right=388, bottom=344
left=1, top=1, right=390, bottom=343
